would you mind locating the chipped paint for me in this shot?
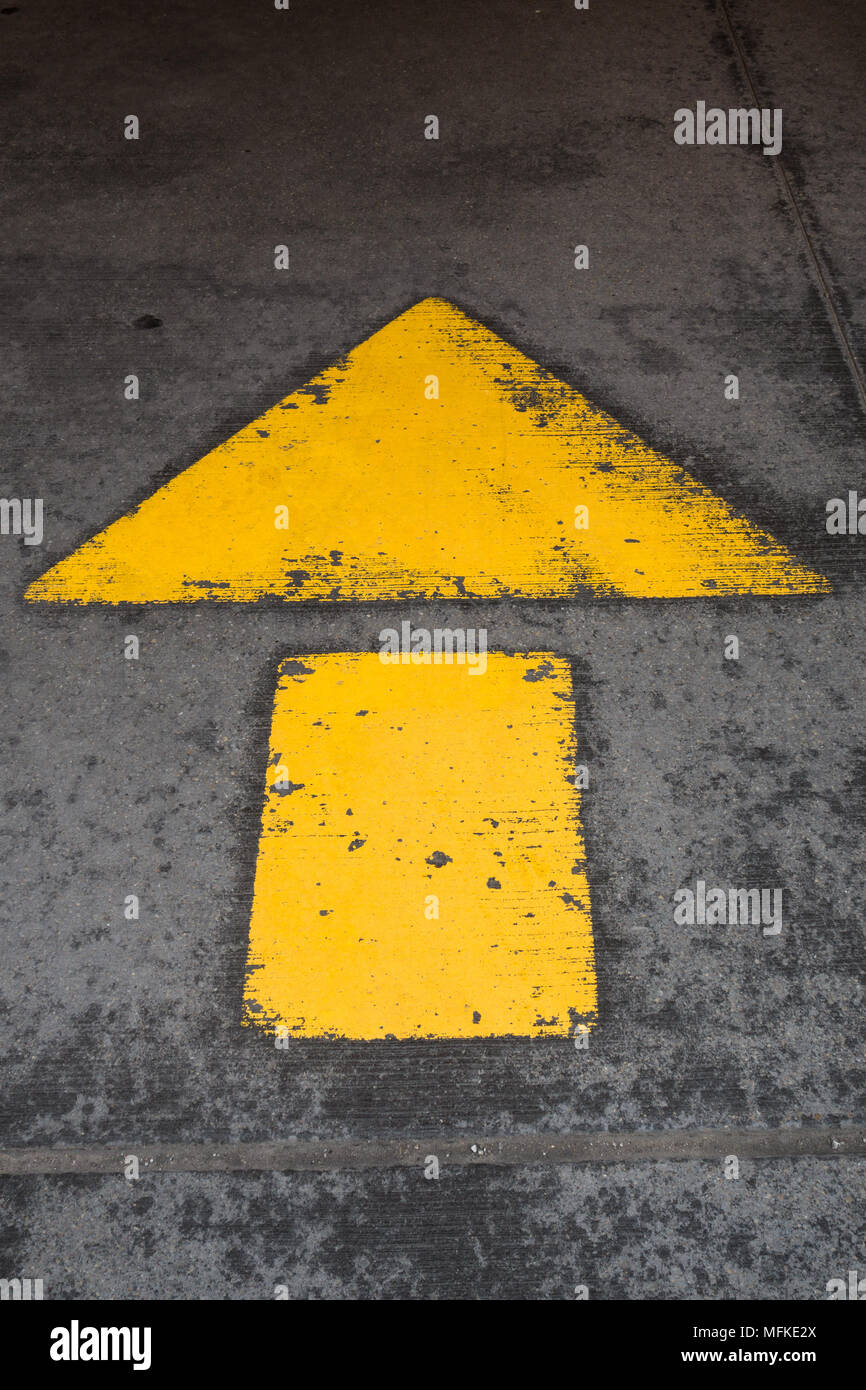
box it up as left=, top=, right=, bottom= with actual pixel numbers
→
left=243, top=652, right=596, bottom=1040
left=26, top=298, right=828, bottom=603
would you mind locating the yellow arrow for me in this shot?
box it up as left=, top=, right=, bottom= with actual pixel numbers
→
left=245, top=652, right=595, bottom=1040
left=26, top=297, right=828, bottom=602
left=26, top=301, right=829, bottom=1041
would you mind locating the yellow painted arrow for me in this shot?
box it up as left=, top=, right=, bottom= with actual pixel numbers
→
left=26, top=298, right=828, bottom=602
left=27, top=300, right=829, bottom=1040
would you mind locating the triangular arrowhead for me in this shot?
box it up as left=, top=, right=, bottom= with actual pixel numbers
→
left=26, top=298, right=829, bottom=601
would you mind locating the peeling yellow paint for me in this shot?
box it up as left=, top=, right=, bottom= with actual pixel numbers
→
left=244, top=652, right=596, bottom=1040
left=26, top=298, right=828, bottom=602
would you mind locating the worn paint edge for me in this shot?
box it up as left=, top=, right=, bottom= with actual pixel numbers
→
left=0, top=1128, right=863, bottom=1176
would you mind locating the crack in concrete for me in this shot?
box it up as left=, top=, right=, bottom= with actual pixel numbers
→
left=718, top=0, right=866, bottom=415
left=1, top=1127, right=863, bottom=1176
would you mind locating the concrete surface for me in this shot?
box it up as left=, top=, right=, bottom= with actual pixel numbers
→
left=0, top=0, right=864, bottom=1298
left=2, top=1160, right=864, bottom=1300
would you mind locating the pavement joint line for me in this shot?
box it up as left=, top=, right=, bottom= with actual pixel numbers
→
left=718, top=0, right=866, bottom=416
left=0, top=1128, right=863, bottom=1176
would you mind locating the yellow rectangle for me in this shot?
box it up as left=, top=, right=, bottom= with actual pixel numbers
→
left=243, top=651, right=596, bottom=1039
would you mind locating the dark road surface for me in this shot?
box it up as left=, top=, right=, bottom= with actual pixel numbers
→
left=0, top=0, right=864, bottom=1298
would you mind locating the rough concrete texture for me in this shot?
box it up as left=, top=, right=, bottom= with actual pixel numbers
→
left=2, top=1160, right=864, bottom=1300
left=0, top=0, right=864, bottom=1297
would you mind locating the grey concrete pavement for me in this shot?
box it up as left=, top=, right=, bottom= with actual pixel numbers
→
left=0, top=0, right=864, bottom=1298
left=728, top=0, right=866, bottom=369
left=2, top=1159, right=864, bottom=1300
